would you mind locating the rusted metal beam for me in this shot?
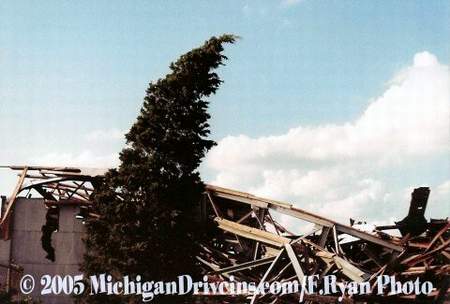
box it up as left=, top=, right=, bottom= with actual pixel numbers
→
left=215, top=218, right=290, bottom=248
left=1, top=167, right=28, bottom=239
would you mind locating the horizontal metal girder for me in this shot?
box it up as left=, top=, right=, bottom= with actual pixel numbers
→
left=211, top=256, right=275, bottom=274
left=206, top=185, right=403, bottom=252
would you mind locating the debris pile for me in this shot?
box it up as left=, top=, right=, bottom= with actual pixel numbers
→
left=0, top=166, right=448, bottom=302
left=198, top=185, right=449, bottom=303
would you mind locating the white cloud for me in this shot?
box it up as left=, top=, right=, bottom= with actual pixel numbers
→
left=24, top=128, right=125, bottom=169
left=205, top=52, right=450, bottom=227
left=428, top=180, right=450, bottom=218
left=435, top=180, right=450, bottom=197
left=84, top=128, right=125, bottom=142
left=0, top=128, right=125, bottom=194
left=30, top=150, right=119, bottom=168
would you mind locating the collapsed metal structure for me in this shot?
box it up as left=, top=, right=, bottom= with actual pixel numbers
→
left=199, top=186, right=449, bottom=303
left=0, top=165, right=105, bottom=240
left=0, top=165, right=448, bottom=303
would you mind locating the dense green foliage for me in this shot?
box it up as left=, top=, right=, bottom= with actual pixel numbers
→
left=80, top=35, right=236, bottom=303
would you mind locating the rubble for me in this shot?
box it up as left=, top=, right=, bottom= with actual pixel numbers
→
left=0, top=166, right=448, bottom=303
left=198, top=185, right=449, bottom=303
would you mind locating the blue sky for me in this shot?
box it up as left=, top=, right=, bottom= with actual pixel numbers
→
left=1, top=1, right=449, bottom=224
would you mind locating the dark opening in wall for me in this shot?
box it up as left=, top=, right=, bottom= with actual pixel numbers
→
left=41, top=206, right=59, bottom=262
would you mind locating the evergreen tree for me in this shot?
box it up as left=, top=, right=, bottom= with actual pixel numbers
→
left=80, top=35, right=236, bottom=303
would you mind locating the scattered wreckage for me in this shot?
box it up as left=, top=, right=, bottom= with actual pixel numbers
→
left=198, top=186, right=449, bottom=303
left=0, top=165, right=448, bottom=303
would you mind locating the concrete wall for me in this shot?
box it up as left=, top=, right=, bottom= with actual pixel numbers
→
left=0, top=198, right=85, bottom=303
